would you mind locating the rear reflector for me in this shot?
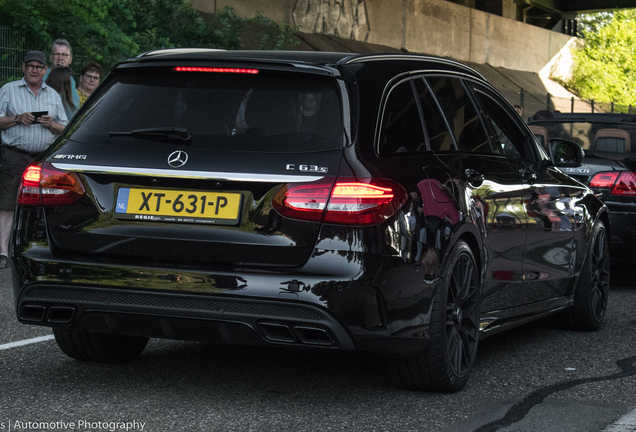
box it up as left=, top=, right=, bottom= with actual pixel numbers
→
left=589, top=171, right=636, bottom=195
left=174, top=66, right=259, bottom=74
left=18, top=162, right=86, bottom=206
left=273, top=178, right=407, bottom=225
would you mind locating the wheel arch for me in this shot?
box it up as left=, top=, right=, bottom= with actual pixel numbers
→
left=456, top=231, right=482, bottom=284
left=584, top=192, right=610, bottom=244
left=597, top=208, right=611, bottom=248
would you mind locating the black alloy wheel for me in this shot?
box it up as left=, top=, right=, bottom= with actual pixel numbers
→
left=589, top=225, right=610, bottom=322
left=567, top=220, right=610, bottom=331
left=444, top=250, right=481, bottom=379
left=386, top=241, right=481, bottom=392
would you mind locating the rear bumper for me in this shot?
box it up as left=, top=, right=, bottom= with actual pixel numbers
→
left=12, top=224, right=435, bottom=356
left=17, top=283, right=355, bottom=350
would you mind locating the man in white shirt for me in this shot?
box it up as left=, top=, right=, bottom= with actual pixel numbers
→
left=0, top=50, right=68, bottom=269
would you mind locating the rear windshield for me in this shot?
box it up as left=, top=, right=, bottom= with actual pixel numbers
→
left=531, top=120, right=636, bottom=154
left=67, top=67, right=344, bottom=152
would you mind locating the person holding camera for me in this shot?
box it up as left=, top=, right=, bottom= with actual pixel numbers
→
left=0, top=50, right=68, bottom=269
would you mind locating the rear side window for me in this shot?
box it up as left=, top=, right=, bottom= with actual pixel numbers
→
left=426, top=76, right=492, bottom=154
left=67, top=68, right=343, bottom=153
left=471, top=85, right=532, bottom=159
left=413, top=78, right=454, bottom=151
left=378, top=79, right=426, bottom=154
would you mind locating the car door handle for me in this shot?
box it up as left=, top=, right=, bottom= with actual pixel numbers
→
left=465, top=169, right=484, bottom=187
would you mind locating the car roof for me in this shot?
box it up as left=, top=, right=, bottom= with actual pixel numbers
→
left=123, top=48, right=484, bottom=80
left=136, top=48, right=354, bottom=64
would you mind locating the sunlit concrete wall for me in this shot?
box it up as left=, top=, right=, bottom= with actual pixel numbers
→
left=191, top=0, right=573, bottom=74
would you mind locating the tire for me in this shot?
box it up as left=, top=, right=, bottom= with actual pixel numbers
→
left=53, top=328, right=149, bottom=364
left=386, top=241, right=481, bottom=392
left=564, top=220, right=610, bottom=331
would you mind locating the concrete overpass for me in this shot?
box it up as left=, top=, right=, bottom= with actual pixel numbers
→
left=521, top=0, right=636, bottom=13
left=192, top=0, right=636, bottom=74
left=191, top=0, right=636, bottom=117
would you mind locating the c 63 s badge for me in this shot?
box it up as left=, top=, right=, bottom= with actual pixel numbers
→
left=286, top=164, right=328, bottom=173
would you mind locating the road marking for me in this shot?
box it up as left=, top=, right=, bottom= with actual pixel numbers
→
left=603, top=408, right=636, bottom=432
left=0, top=334, right=54, bottom=351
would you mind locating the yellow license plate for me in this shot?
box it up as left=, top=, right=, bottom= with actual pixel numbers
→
left=115, top=188, right=242, bottom=224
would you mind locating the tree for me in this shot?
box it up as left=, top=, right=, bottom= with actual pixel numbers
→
left=577, top=11, right=614, bottom=34
left=0, top=0, right=140, bottom=70
left=0, top=0, right=297, bottom=79
left=569, top=9, right=636, bottom=106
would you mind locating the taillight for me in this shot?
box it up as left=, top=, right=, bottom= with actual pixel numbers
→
left=18, top=162, right=86, bottom=206
left=589, top=172, right=619, bottom=188
left=589, top=171, right=636, bottom=195
left=612, top=171, right=636, bottom=195
left=273, top=178, right=407, bottom=225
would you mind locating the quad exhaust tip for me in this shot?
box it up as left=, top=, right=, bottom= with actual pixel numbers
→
left=20, top=304, right=47, bottom=322
left=258, top=322, right=335, bottom=347
left=46, top=305, right=76, bottom=324
left=20, top=304, right=76, bottom=324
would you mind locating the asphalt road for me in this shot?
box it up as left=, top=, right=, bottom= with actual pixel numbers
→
left=1, top=263, right=635, bottom=432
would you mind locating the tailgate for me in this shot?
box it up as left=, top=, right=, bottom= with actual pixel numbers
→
left=40, top=63, right=346, bottom=268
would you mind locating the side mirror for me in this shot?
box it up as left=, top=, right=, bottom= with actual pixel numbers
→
left=548, top=138, right=584, bottom=167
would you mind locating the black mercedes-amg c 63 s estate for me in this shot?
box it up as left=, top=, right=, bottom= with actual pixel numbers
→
left=11, top=49, right=610, bottom=392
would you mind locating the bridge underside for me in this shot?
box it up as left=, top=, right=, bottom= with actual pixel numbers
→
left=462, top=0, right=636, bottom=34
left=523, top=0, right=636, bottom=14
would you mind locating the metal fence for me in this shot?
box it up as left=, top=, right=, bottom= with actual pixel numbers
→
left=0, top=26, right=48, bottom=84
left=502, top=89, right=634, bottom=122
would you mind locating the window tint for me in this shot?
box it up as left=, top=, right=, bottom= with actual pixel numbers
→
left=471, top=86, right=530, bottom=159
left=67, top=69, right=343, bottom=153
left=426, top=76, right=492, bottom=153
left=378, top=79, right=426, bottom=155
left=413, top=78, right=454, bottom=151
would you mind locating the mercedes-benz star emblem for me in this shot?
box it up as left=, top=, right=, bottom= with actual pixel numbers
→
left=168, top=150, right=188, bottom=168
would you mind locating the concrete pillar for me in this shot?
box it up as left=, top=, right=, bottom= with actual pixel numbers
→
left=502, top=0, right=517, bottom=20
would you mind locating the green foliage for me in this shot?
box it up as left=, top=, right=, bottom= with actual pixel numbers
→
left=577, top=11, right=615, bottom=35
left=0, top=0, right=298, bottom=82
left=127, top=3, right=299, bottom=52
left=0, top=0, right=140, bottom=71
left=569, top=10, right=636, bottom=106
left=206, top=6, right=247, bottom=50
left=251, top=14, right=299, bottom=51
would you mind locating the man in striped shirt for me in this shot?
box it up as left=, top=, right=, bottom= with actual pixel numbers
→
left=0, top=50, right=68, bottom=269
